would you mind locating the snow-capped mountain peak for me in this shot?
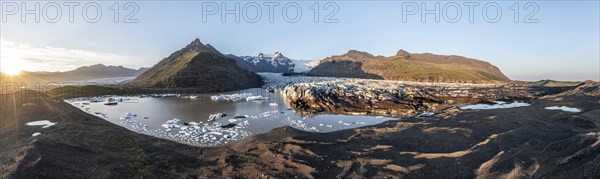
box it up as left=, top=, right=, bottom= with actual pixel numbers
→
left=230, top=52, right=296, bottom=73
left=243, top=52, right=293, bottom=68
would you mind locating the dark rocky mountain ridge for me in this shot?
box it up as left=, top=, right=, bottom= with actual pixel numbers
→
left=129, top=38, right=263, bottom=92
left=309, top=49, right=511, bottom=83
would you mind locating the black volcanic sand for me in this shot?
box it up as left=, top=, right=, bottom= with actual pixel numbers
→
left=1, top=91, right=599, bottom=178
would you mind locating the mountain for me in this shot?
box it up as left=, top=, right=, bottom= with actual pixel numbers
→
left=65, top=64, right=148, bottom=78
left=543, top=80, right=600, bottom=98
left=308, top=50, right=511, bottom=83
left=129, top=38, right=263, bottom=91
left=227, top=52, right=295, bottom=73
left=529, top=79, right=583, bottom=87
left=0, top=64, right=148, bottom=85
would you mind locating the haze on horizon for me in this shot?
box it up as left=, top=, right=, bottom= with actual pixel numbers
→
left=0, top=1, right=598, bottom=81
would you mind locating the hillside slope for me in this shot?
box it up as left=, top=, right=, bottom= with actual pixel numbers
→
left=129, top=39, right=263, bottom=91
left=309, top=50, right=510, bottom=83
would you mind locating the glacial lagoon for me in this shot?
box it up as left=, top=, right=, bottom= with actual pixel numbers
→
left=68, top=88, right=396, bottom=147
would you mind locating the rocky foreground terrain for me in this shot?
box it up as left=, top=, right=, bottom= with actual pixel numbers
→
left=1, top=80, right=599, bottom=178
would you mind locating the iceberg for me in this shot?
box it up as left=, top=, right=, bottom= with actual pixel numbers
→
left=246, top=95, right=268, bottom=101
left=208, top=113, right=226, bottom=121
left=210, top=93, right=253, bottom=101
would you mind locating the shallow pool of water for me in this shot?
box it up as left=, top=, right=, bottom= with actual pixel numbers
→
left=460, top=101, right=531, bottom=110
left=68, top=88, right=396, bottom=146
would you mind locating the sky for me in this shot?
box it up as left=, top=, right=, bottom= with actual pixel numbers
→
left=0, top=1, right=598, bottom=81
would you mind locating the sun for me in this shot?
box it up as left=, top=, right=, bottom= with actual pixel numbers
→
left=2, top=68, right=21, bottom=76
left=1, top=58, right=24, bottom=76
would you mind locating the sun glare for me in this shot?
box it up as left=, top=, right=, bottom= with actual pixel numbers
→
left=1, top=59, right=24, bottom=76
left=2, top=68, right=21, bottom=76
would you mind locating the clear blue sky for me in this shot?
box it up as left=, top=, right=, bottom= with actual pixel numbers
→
left=1, top=1, right=598, bottom=81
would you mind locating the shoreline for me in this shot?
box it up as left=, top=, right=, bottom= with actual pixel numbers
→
left=3, top=90, right=598, bottom=178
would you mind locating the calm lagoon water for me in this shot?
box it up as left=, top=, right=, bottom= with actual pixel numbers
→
left=69, top=88, right=396, bottom=146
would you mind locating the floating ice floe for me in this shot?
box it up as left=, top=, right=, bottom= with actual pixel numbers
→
left=545, top=106, right=581, bottom=113
left=182, top=95, right=198, bottom=99
left=154, top=118, right=251, bottom=146
left=210, top=93, right=253, bottom=101
left=119, top=112, right=137, bottom=121
left=246, top=95, right=268, bottom=101
left=209, top=113, right=226, bottom=121
left=269, top=103, right=279, bottom=106
left=26, top=120, right=57, bottom=128
left=103, top=98, right=118, bottom=105
left=157, top=93, right=179, bottom=97
left=418, top=112, right=435, bottom=117
left=162, top=118, right=182, bottom=128
left=32, top=132, right=41, bottom=137
left=460, top=101, right=530, bottom=110
left=314, top=123, right=334, bottom=128
left=283, top=117, right=319, bottom=132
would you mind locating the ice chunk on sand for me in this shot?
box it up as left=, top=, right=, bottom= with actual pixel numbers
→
left=418, top=112, right=435, bottom=117
left=32, top=132, right=41, bottom=137
left=26, top=120, right=57, bottom=128
left=545, top=106, right=581, bottom=113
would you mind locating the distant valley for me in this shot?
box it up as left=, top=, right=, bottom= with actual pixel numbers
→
left=0, top=64, right=148, bottom=85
